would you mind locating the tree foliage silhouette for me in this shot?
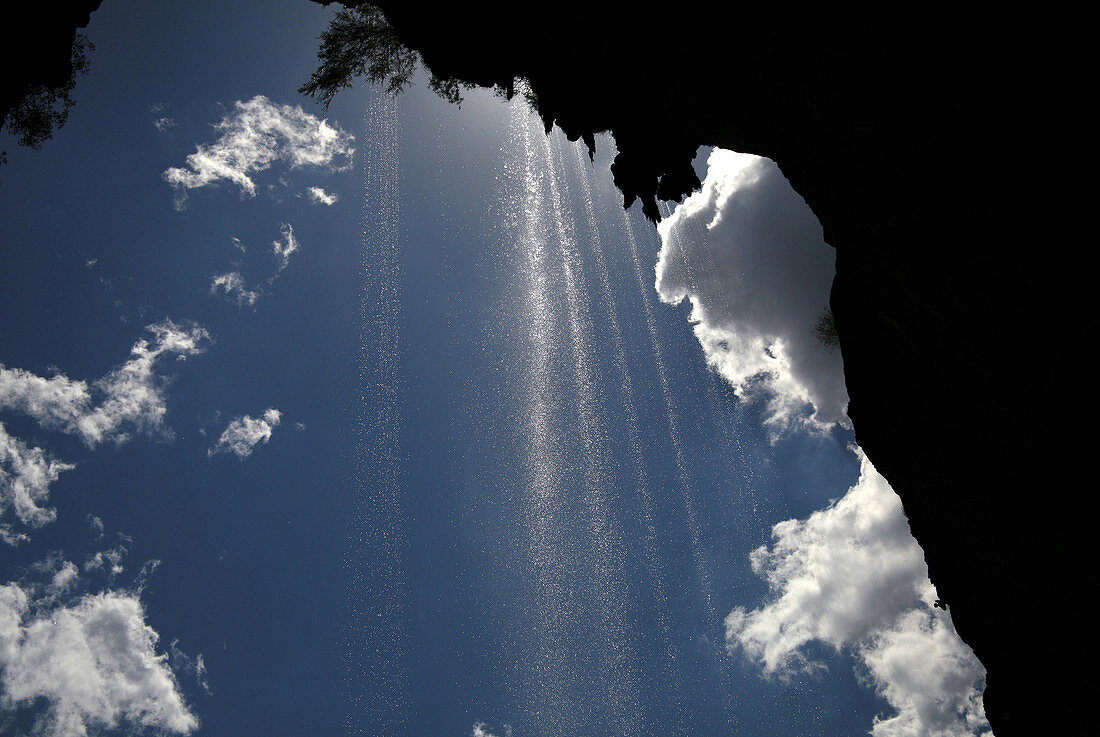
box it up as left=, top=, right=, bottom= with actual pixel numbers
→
left=300, top=4, right=469, bottom=108
left=2, top=33, right=93, bottom=156
left=813, top=307, right=840, bottom=352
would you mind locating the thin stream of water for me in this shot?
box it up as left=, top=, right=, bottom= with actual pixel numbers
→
left=346, top=92, right=409, bottom=735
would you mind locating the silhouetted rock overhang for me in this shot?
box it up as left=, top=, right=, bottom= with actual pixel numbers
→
left=0, top=1, right=102, bottom=148
left=308, top=3, right=1089, bottom=734
left=2, top=2, right=1087, bottom=733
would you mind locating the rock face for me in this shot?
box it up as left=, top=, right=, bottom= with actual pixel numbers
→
left=2, top=2, right=1086, bottom=733
left=0, top=1, right=102, bottom=150
left=312, top=2, right=1088, bottom=734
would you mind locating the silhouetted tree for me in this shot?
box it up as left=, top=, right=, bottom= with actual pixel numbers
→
left=1, top=33, right=93, bottom=154
left=300, top=4, right=470, bottom=108
left=812, top=307, right=840, bottom=352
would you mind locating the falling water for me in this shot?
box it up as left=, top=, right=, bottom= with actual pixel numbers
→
left=344, top=87, right=779, bottom=736
left=345, top=91, right=409, bottom=735
left=564, top=140, right=695, bottom=734
left=621, top=204, right=717, bottom=623
left=564, top=139, right=672, bottom=643
left=496, top=93, right=649, bottom=737
left=500, top=92, right=581, bottom=736
left=542, top=130, right=644, bottom=735
left=655, top=199, right=770, bottom=531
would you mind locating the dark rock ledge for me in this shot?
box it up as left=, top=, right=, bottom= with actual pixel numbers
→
left=2, top=2, right=1090, bottom=734
left=310, top=3, right=1090, bottom=734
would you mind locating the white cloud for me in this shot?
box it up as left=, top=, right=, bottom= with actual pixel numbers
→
left=472, top=723, right=511, bottom=737
left=860, top=609, right=992, bottom=737
left=162, top=95, right=354, bottom=206
left=0, top=569, right=197, bottom=737
left=0, top=369, right=91, bottom=433
left=209, top=224, right=300, bottom=309
left=44, top=560, right=79, bottom=601
left=0, top=422, right=74, bottom=545
left=725, top=451, right=989, bottom=736
left=271, top=222, right=299, bottom=271
left=208, top=408, right=281, bottom=460
left=656, top=149, right=848, bottom=435
left=150, top=103, right=176, bottom=134
left=84, top=545, right=127, bottom=579
left=0, top=320, right=210, bottom=448
left=307, top=186, right=338, bottom=206
left=210, top=271, right=260, bottom=308
left=169, top=639, right=211, bottom=696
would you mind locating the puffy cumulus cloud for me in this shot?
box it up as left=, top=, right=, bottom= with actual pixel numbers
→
left=0, top=422, right=74, bottom=545
left=208, top=408, right=281, bottom=460
left=162, top=95, right=354, bottom=205
left=271, top=222, right=299, bottom=271
left=656, top=149, right=847, bottom=435
left=0, top=320, right=209, bottom=448
left=725, top=452, right=989, bottom=736
left=210, top=271, right=260, bottom=308
left=0, top=575, right=198, bottom=737
left=725, top=453, right=927, bottom=668
left=472, top=723, right=512, bottom=737
left=307, top=186, right=338, bottom=206
left=860, top=609, right=992, bottom=737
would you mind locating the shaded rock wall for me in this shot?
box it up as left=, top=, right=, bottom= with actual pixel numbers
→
left=0, top=1, right=102, bottom=149
left=317, top=2, right=1088, bottom=734
left=3, top=2, right=1087, bottom=732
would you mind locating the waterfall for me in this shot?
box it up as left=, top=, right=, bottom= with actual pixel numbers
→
left=621, top=203, right=716, bottom=624
left=343, top=86, right=757, bottom=736
left=497, top=93, right=646, bottom=737
left=346, top=91, right=409, bottom=736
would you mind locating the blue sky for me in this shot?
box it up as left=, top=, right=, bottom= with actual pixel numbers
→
left=1, top=2, right=990, bottom=736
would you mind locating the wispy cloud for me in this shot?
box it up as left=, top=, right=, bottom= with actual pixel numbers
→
left=150, top=103, right=177, bottom=134
left=210, top=271, right=260, bottom=308
left=84, top=544, right=127, bottom=579
left=169, top=639, right=212, bottom=696
left=208, top=408, right=281, bottom=460
left=270, top=222, right=299, bottom=272
left=0, top=321, right=208, bottom=543
left=0, top=369, right=90, bottom=434
left=28, top=554, right=81, bottom=607
left=657, top=149, right=847, bottom=436
left=0, top=557, right=198, bottom=736
left=0, top=320, right=210, bottom=448
left=725, top=452, right=989, bottom=736
left=209, top=224, right=302, bottom=310
left=162, top=95, right=353, bottom=206
left=0, top=423, right=74, bottom=545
